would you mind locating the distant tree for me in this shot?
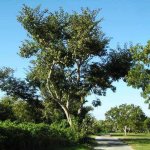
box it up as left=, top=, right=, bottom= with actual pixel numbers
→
left=0, top=96, right=15, bottom=121
left=0, top=96, right=44, bottom=123
left=91, top=119, right=103, bottom=134
left=126, top=41, right=150, bottom=107
left=12, top=99, right=43, bottom=122
left=80, top=115, right=102, bottom=134
left=95, top=120, right=114, bottom=133
left=10, top=5, right=132, bottom=126
left=105, top=104, right=146, bottom=135
left=0, top=67, right=40, bottom=106
left=0, top=67, right=45, bottom=122
left=144, top=118, right=150, bottom=133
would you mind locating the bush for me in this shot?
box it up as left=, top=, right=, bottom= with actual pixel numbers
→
left=0, top=121, right=85, bottom=150
left=50, top=120, right=85, bottom=143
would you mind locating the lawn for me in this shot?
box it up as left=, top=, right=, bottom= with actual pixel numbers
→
left=54, top=144, right=92, bottom=150
left=53, top=138, right=94, bottom=150
left=111, top=133, right=150, bottom=150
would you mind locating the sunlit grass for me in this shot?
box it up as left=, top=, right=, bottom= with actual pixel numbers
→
left=112, top=133, right=150, bottom=150
left=55, top=144, right=92, bottom=150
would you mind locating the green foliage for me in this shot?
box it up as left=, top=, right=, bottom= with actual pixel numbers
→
left=126, top=41, right=150, bottom=105
left=91, top=119, right=114, bottom=134
left=0, top=5, right=132, bottom=127
left=0, top=97, right=15, bottom=121
left=12, top=100, right=38, bottom=122
left=0, top=121, right=85, bottom=150
left=13, top=5, right=132, bottom=126
left=144, top=118, right=150, bottom=133
left=0, top=103, right=13, bottom=121
left=0, top=68, right=39, bottom=104
left=50, top=120, right=85, bottom=143
left=105, top=104, right=146, bottom=133
left=80, top=115, right=95, bottom=135
left=0, top=96, right=69, bottom=124
left=42, top=100, right=65, bottom=123
left=0, top=96, right=44, bottom=123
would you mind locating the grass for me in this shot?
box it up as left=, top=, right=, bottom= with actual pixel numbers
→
left=53, top=137, right=95, bottom=150
left=111, top=133, right=150, bottom=150
left=54, top=144, right=92, bottom=150
left=54, top=133, right=150, bottom=150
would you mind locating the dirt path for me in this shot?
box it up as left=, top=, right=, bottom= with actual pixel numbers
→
left=93, top=136, right=133, bottom=150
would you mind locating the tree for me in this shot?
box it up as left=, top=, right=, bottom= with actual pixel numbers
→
left=126, top=41, right=150, bottom=106
left=0, top=67, right=40, bottom=106
left=0, top=96, right=43, bottom=122
left=0, top=67, right=45, bottom=122
left=0, top=6, right=132, bottom=126
left=0, top=97, right=15, bottom=121
left=17, top=6, right=132, bottom=126
left=144, top=118, right=150, bottom=133
left=12, top=99, right=43, bottom=122
left=105, top=104, right=146, bottom=135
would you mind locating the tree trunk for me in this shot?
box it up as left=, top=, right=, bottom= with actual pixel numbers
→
left=60, top=104, right=72, bottom=127
left=46, top=66, right=73, bottom=127
left=77, top=97, right=83, bottom=115
left=123, top=126, right=127, bottom=136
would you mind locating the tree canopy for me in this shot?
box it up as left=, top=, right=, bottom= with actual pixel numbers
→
left=126, top=41, right=150, bottom=106
left=105, top=104, right=146, bottom=135
left=0, top=5, right=132, bottom=126
left=144, top=117, right=150, bottom=133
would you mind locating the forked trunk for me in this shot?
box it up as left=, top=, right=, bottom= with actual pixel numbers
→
left=46, top=66, right=73, bottom=127
left=60, top=104, right=72, bottom=127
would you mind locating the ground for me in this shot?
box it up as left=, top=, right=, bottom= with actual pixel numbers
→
left=111, top=133, right=150, bottom=150
left=93, top=136, right=132, bottom=150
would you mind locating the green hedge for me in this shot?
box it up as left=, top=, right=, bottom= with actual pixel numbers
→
left=0, top=121, right=84, bottom=150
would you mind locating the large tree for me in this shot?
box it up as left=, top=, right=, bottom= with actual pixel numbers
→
left=126, top=41, right=150, bottom=106
left=105, top=104, right=146, bottom=135
left=18, top=6, right=132, bottom=126
left=0, top=6, right=132, bottom=126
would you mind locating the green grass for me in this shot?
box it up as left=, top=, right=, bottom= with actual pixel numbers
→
left=53, top=137, right=94, bottom=150
left=111, top=133, right=150, bottom=150
left=54, top=144, right=92, bottom=150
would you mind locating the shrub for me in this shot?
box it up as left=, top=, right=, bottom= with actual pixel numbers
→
left=0, top=120, right=85, bottom=150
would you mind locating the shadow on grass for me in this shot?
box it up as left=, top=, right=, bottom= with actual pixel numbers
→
left=54, top=137, right=94, bottom=150
left=121, top=138, right=150, bottom=145
left=111, top=133, right=150, bottom=137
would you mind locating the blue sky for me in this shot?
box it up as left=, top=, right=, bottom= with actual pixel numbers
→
left=0, top=0, right=150, bottom=119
